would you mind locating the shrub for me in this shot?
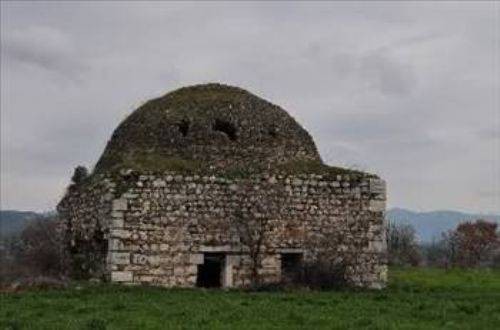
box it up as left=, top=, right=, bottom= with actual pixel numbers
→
left=287, top=260, right=349, bottom=290
left=0, top=214, right=68, bottom=288
left=71, top=165, right=89, bottom=185
left=20, top=216, right=67, bottom=276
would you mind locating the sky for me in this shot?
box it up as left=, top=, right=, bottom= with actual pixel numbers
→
left=1, top=1, right=499, bottom=214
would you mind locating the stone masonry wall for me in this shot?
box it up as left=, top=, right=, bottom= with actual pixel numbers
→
left=104, top=173, right=387, bottom=289
left=57, top=179, right=116, bottom=278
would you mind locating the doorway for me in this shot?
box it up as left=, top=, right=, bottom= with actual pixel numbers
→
left=281, top=253, right=303, bottom=281
left=196, top=253, right=224, bottom=288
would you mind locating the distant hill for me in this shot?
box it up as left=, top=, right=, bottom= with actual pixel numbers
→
left=0, top=210, right=40, bottom=238
left=387, top=208, right=500, bottom=243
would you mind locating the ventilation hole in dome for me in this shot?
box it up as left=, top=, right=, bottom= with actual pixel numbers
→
left=268, top=126, right=278, bottom=138
left=213, top=119, right=237, bottom=141
left=177, top=119, right=190, bottom=137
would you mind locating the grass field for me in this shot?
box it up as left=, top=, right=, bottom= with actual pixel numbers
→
left=1, top=268, right=500, bottom=329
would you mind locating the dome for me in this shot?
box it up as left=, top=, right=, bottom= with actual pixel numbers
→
left=94, top=83, right=321, bottom=174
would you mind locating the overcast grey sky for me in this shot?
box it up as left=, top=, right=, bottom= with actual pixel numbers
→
left=1, top=1, right=499, bottom=213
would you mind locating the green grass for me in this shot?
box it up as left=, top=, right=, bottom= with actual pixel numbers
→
left=1, top=268, right=500, bottom=329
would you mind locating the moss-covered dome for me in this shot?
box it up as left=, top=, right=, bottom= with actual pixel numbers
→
left=94, top=83, right=322, bottom=174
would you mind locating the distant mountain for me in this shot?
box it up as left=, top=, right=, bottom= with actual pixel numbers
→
left=387, top=208, right=500, bottom=243
left=0, top=210, right=40, bottom=238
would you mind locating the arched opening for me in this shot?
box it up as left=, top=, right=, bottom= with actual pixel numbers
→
left=213, top=119, right=237, bottom=141
left=177, top=119, right=190, bottom=137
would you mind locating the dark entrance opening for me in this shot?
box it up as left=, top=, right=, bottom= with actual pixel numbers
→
left=281, top=253, right=302, bottom=281
left=177, top=119, right=190, bottom=137
left=213, top=119, right=237, bottom=141
left=196, top=253, right=224, bottom=288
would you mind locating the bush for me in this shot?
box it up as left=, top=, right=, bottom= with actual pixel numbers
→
left=0, top=214, right=68, bottom=289
left=287, top=260, right=348, bottom=290
left=71, top=165, right=89, bottom=185
left=20, top=216, right=67, bottom=276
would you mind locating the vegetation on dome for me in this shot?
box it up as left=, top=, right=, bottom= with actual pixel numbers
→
left=88, top=155, right=373, bottom=181
left=93, top=83, right=321, bottom=174
left=130, top=83, right=272, bottom=123
left=91, top=83, right=375, bottom=179
left=276, top=159, right=376, bottom=179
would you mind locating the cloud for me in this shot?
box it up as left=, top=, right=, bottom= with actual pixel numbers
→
left=477, top=127, right=500, bottom=140
left=0, top=2, right=498, bottom=213
left=359, top=53, right=417, bottom=96
left=2, top=26, right=86, bottom=80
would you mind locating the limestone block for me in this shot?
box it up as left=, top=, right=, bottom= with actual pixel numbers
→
left=186, top=265, right=198, bottom=275
left=122, top=192, right=138, bottom=199
left=369, top=200, right=386, bottom=212
left=369, top=178, right=386, bottom=195
left=189, top=253, right=204, bottom=264
left=149, top=255, right=160, bottom=266
left=110, top=229, right=131, bottom=239
left=152, top=179, right=166, bottom=188
left=111, top=271, right=133, bottom=282
left=368, top=281, right=385, bottom=290
left=111, top=218, right=124, bottom=228
left=112, top=198, right=128, bottom=211
left=173, top=267, right=185, bottom=276
left=108, top=238, right=125, bottom=251
left=369, top=240, right=386, bottom=253
left=109, top=252, right=130, bottom=265
left=132, top=254, right=148, bottom=265
left=111, top=211, right=123, bottom=219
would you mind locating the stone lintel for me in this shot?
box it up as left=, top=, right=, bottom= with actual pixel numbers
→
left=277, top=248, right=304, bottom=254
left=199, top=245, right=232, bottom=253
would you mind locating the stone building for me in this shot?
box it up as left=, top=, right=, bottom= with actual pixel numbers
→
left=57, top=83, right=387, bottom=289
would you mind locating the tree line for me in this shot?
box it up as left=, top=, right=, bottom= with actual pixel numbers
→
left=387, top=219, right=500, bottom=268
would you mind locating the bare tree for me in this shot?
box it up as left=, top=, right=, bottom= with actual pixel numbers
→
left=386, top=222, right=421, bottom=266
left=20, top=215, right=67, bottom=277
left=231, top=182, right=280, bottom=287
